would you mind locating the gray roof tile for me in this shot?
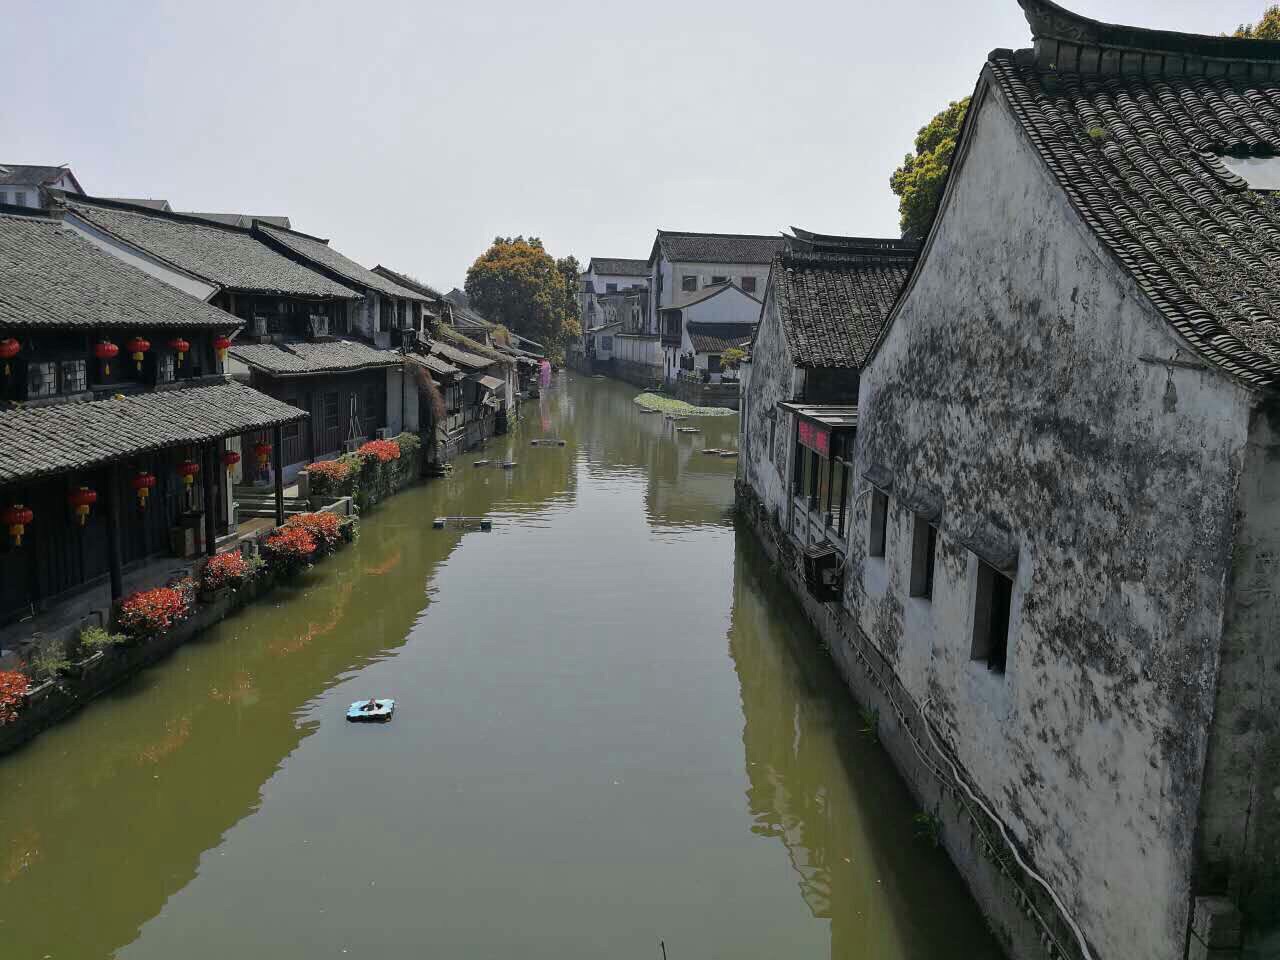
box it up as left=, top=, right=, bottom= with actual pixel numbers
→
left=0, top=213, right=239, bottom=330
left=589, top=257, right=649, bottom=276
left=259, top=226, right=428, bottom=301
left=656, top=231, right=785, bottom=265
left=0, top=380, right=306, bottom=484
left=229, top=339, right=401, bottom=375
left=686, top=322, right=756, bottom=353
left=66, top=199, right=356, bottom=299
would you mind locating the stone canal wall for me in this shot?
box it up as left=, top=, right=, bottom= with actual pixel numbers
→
left=736, top=483, right=1078, bottom=960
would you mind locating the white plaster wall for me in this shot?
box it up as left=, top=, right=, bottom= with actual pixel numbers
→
left=614, top=335, right=661, bottom=366
left=740, top=286, right=795, bottom=519
left=667, top=261, right=770, bottom=306
left=682, top=287, right=762, bottom=326
left=849, top=83, right=1251, bottom=960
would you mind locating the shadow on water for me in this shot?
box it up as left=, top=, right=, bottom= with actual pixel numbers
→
left=0, top=373, right=999, bottom=960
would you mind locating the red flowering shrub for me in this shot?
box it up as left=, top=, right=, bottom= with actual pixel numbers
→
left=118, top=586, right=191, bottom=638
left=356, top=439, right=401, bottom=463
left=283, top=512, right=343, bottom=553
left=201, top=551, right=249, bottom=592
left=263, top=526, right=317, bottom=573
left=307, top=458, right=353, bottom=496
left=0, top=671, right=28, bottom=725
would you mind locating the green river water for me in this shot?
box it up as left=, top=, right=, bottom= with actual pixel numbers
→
left=0, top=374, right=1001, bottom=959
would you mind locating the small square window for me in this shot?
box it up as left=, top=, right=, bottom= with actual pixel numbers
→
left=741, top=276, right=757, bottom=294
left=972, top=560, right=1013, bottom=674
left=60, top=359, right=87, bottom=393
left=869, top=489, right=888, bottom=557
left=27, top=361, right=57, bottom=398
left=909, top=515, right=938, bottom=600
left=681, top=275, right=697, bottom=292
left=157, top=352, right=176, bottom=384
left=710, top=275, right=728, bottom=285
left=606, top=283, right=617, bottom=292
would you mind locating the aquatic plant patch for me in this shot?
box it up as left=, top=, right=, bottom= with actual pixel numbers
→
left=118, top=585, right=192, bottom=638
left=0, top=671, right=28, bottom=725
left=632, top=392, right=736, bottom=417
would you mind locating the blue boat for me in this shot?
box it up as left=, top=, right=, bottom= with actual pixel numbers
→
left=346, top=698, right=395, bottom=722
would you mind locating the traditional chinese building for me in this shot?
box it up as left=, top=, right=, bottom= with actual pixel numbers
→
left=0, top=210, right=305, bottom=625
left=740, top=4, right=1280, bottom=957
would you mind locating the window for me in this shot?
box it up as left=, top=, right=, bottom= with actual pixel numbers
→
left=599, top=336, right=613, bottom=351
left=61, top=360, right=87, bottom=393
left=768, top=415, right=776, bottom=463
left=27, top=361, right=57, bottom=398
left=681, top=275, right=698, bottom=292
left=158, top=352, right=177, bottom=383
left=708, top=354, right=722, bottom=374
left=972, top=560, right=1013, bottom=674
left=869, top=489, right=888, bottom=557
left=741, top=276, right=757, bottom=294
left=0, top=191, right=7, bottom=204
left=283, top=397, right=301, bottom=440
left=324, top=392, right=340, bottom=431
left=606, top=283, right=617, bottom=292
left=14, top=191, right=27, bottom=207
left=710, top=275, right=728, bottom=285
left=909, top=515, right=938, bottom=599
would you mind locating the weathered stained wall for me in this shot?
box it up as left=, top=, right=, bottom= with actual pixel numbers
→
left=850, top=82, right=1252, bottom=960
left=740, top=283, right=799, bottom=519
left=1201, top=400, right=1280, bottom=947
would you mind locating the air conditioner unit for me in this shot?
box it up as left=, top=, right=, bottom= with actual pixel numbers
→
left=375, top=428, right=390, bottom=440
left=309, top=314, right=330, bottom=337
left=252, top=315, right=268, bottom=337
left=342, top=439, right=361, bottom=453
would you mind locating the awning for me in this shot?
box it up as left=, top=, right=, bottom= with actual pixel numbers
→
left=406, top=351, right=461, bottom=379
left=476, top=374, right=505, bottom=392
left=778, top=402, right=857, bottom=458
left=229, top=339, right=402, bottom=377
left=430, top=340, right=491, bottom=370
left=0, top=380, right=308, bottom=486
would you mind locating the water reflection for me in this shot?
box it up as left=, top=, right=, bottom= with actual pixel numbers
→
left=0, top=374, right=998, bottom=960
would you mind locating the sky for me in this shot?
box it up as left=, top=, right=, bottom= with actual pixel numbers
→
left=3, top=0, right=1270, bottom=289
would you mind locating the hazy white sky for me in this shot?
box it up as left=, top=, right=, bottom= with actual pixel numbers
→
left=3, top=0, right=1268, bottom=288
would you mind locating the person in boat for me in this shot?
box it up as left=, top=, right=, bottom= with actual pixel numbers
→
left=363, top=697, right=379, bottom=712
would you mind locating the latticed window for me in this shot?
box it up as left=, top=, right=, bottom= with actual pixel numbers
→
left=27, top=361, right=57, bottom=398
left=60, top=359, right=87, bottom=393
left=157, top=352, right=176, bottom=383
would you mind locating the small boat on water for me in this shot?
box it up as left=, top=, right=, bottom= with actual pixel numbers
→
left=347, top=698, right=395, bottom=722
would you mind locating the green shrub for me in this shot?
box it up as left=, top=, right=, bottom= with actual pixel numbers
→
left=79, top=625, right=128, bottom=654
left=27, top=639, right=71, bottom=681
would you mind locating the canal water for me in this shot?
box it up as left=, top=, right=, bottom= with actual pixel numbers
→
left=0, top=375, right=1001, bottom=960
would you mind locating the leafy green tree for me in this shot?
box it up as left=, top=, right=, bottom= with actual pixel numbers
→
left=464, top=237, right=574, bottom=356
left=1234, top=5, right=1280, bottom=38
left=889, top=97, right=970, bottom=241
left=556, top=255, right=582, bottom=341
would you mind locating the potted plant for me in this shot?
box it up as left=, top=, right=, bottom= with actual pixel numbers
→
left=0, top=670, right=29, bottom=725
left=261, top=525, right=318, bottom=577
left=72, top=625, right=127, bottom=675
left=198, top=551, right=250, bottom=603
left=116, top=584, right=193, bottom=642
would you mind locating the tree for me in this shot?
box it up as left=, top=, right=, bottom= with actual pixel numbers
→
left=556, top=255, right=582, bottom=341
left=464, top=237, right=575, bottom=357
left=1234, top=5, right=1280, bottom=38
left=889, top=97, right=970, bottom=242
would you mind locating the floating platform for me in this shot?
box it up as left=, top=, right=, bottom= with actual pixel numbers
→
left=432, top=516, right=494, bottom=531
left=675, top=427, right=701, bottom=434
left=530, top=439, right=567, bottom=447
left=347, top=698, right=395, bottom=722
left=702, top=448, right=739, bottom=457
left=474, top=459, right=492, bottom=467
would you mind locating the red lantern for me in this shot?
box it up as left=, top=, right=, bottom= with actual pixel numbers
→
left=3, top=504, right=33, bottom=546
left=68, top=485, right=98, bottom=526
left=131, top=471, right=156, bottom=508
left=95, top=340, right=119, bottom=376
left=169, top=337, right=190, bottom=364
left=126, top=337, right=150, bottom=371
left=177, top=460, right=200, bottom=486
left=213, top=335, right=233, bottom=363
left=0, top=337, right=19, bottom=377
left=221, top=450, right=241, bottom=472
left=254, top=442, right=272, bottom=468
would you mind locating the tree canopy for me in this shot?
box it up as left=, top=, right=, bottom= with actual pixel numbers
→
left=463, top=237, right=579, bottom=358
left=888, top=97, right=970, bottom=242
left=1234, top=5, right=1280, bottom=38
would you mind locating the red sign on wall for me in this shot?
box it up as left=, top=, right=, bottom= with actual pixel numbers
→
left=798, top=420, right=830, bottom=457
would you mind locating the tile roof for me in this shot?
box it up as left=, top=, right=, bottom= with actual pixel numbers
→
left=588, top=257, right=649, bottom=276
left=0, top=165, right=72, bottom=188
left=686, top=321, right=756, bottom=353
left=983, top=0, right=1280, bottom=385
left=406, top=351, right=461, bottom=378
left=0, top=380, right=306, bottom=485
left=654, top=231, right=785, bottom=265
left=371, top=265, right=447, bottom=300
left=228, top=339, right=401, bottom=376
left=0, top=213, right=238, bottom=330
left=770, top=248, right=915, bottom=368
left=103, top=198, right=171, bottom=211
left=676, top=280, right=762, bottom=309
left=66, top=199, right=356, bottom=299
left=429, top=340, right=491, bottom=370
left=257, top=226, right=428, bottom=301
left=184, top=213, right=291, bottom=229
